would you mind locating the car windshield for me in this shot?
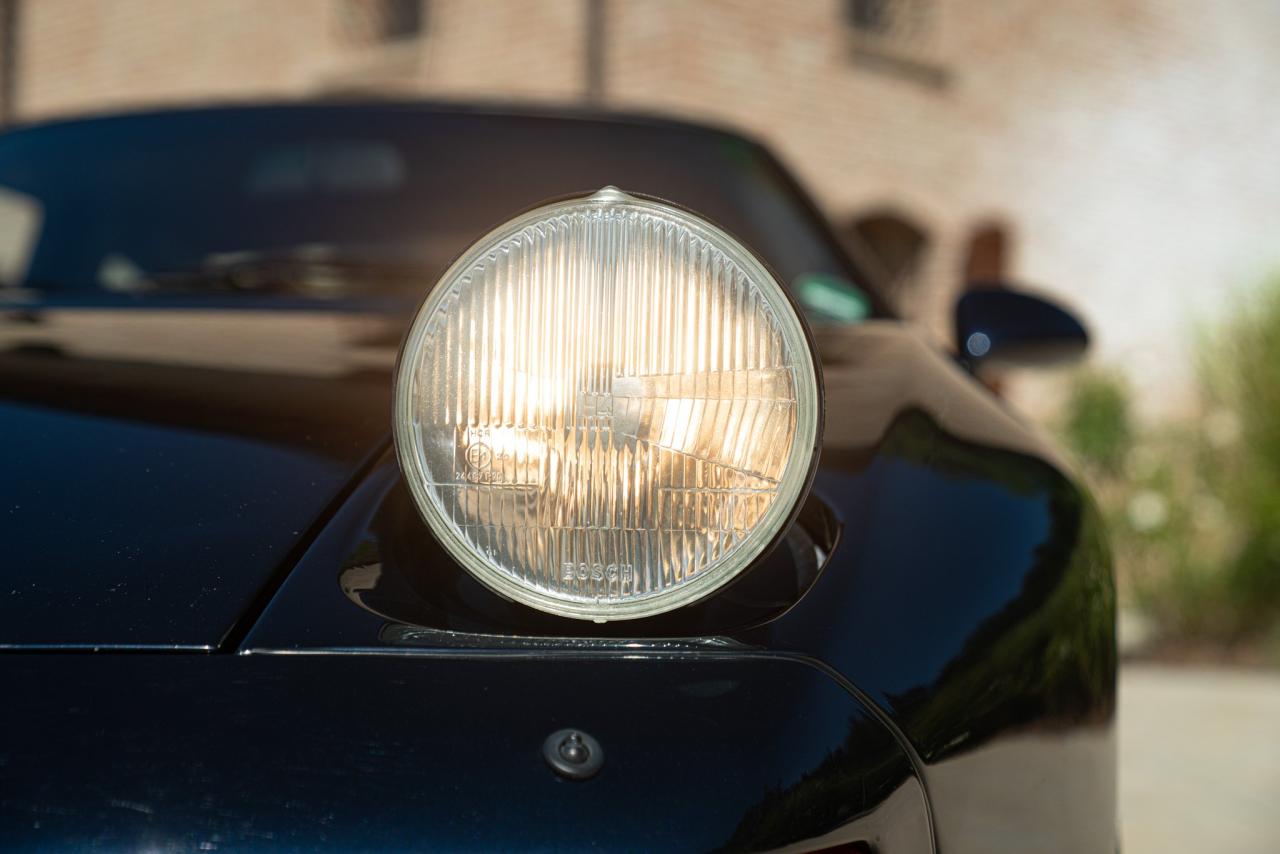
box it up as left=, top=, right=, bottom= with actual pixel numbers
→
left=0, top=105, right=874, bottom=323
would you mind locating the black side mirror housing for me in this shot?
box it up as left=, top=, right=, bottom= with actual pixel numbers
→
left=954, top=286, right=1089, bottom=369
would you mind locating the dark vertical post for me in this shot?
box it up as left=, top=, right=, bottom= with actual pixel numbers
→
left=0, top=0, right=18, bottom=128
left=584, top=0, right=605, bottom=104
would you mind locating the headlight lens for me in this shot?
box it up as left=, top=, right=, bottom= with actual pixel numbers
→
left=394, top=187, right=820, bottom=621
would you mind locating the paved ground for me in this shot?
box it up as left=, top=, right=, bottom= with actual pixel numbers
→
left=1121, top=663, right=1280, bottom=853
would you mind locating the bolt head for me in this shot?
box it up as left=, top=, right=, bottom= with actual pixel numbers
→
left=542, top=728, right=604, bottom=780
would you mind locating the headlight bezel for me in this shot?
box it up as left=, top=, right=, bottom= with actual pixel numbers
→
left=393, top=187, right=825, bottom=622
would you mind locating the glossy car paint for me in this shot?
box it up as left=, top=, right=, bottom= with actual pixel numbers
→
left=0, top=309, right=394, bottom=647
left=0, top=655, right=930, bottom=852
left=0, top=105, right=1115, bottom=852
left=246, top=323, right=1116, bottom=852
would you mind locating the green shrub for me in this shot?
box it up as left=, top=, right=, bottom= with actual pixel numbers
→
left=1058, top=276, right=1280, bottom=655
left=1062, top=369, right=1133, bottom=470
left=1206, top=277, right=1280, bottom=627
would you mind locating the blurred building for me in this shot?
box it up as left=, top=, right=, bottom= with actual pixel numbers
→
left=3, top=0, right=1279, bottom=416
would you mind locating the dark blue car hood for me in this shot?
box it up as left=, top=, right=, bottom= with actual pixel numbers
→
left=0, top=305, right=402, bottom=648
left=0, top=308, right=1118, bottom=851
left=0, top=305, right=1067, bottom=651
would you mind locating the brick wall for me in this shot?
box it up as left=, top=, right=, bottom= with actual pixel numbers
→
left=6, top=0, right=1280, bottom=417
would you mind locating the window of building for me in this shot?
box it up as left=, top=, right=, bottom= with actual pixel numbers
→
left=335, top=0, right=425, bottom=47
left=843, top=0, right=948, bottom=87
left=845, top=210, right=931, bottom=308
left=846, top=0, right=930, bottom=40
left=961, top=222, right=1011, bottom=287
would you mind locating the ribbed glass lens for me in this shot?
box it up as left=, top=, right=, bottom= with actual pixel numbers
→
left=394, top=188, right=819, bottom=621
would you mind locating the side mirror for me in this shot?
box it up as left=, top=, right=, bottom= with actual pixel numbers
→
left=954, top=286, right=1088, bottom=368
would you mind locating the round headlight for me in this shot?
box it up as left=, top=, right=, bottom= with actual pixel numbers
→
left=394, top=187, right=821, bottom=622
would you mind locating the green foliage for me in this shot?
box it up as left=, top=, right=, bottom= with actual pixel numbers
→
left=1209, top=277, right=1280, bottom=624
left=1064, top=275, right=1280, bottom=656
left=1062, top=369, right=1132, bottom=470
